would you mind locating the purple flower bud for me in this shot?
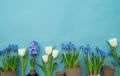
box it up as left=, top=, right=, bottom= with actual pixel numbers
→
left=96, top=47, right=101, bottom=53
left=66, top=44, right=70, bottom=50
left=86, top=44, right=90, bottom=51
left=84, top=47, right=89, bottom=55
left=100, top=51, right=106, bottom=58
left=107, top=51, right=112, bottom=57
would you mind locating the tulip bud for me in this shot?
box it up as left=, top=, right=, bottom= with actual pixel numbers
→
left=108, top=38, right=117, bottom=48
left=42, top=55, right=48, bottom=63
left=18, top=49, right=26, bottom=57
left=52, top=49, right=59, bottom=59
left=45, top=46, right=53, bottom=55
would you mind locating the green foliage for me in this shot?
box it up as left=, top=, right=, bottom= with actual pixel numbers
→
left=30, top=57, right=35, bottom=70
left=36, top=54, right=57, bottom=76
left=2, top=52, right=19, bottom=72
left=85, top=53, right=105, bottom=75
left=62, top=50, right=81, bottom=68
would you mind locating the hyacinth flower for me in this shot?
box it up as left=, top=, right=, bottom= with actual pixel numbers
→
left=35, top=46, right=59, bottom=76
left=62, top=42, right=82, bottom=68
left=29, top=41, right=39, bottom=70
left=111, top=61, right=117, bottom=67
left=1, top=44, right=19, bottom=72
left=83, top=45, right=109, bottom=76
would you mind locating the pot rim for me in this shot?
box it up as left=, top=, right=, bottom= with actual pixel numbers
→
left=103, top=65, right=116, bottom=70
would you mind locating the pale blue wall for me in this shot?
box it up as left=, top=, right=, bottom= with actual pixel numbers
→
left=0, top=0, right=120, bottom=76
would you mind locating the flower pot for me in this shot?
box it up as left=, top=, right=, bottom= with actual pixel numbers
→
left=103, top=66, right=115, bottom=76
left=1, top=71, right=16, bottom=76
left=27, top=69, right=38, bottom=76
left=56, top=72, right=65, bottom=76
left=65, top=67, right=81, bottom=76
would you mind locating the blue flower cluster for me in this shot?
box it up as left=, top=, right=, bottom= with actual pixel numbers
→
left=111, top=61, right=117, bottom=67
left=29, top=41, right=39, bottom=57
left=83, top=44, right=90, bottom=55
left=0, top=44, right=18, bottom=55
left=83, top=44, right=107, bottom=59
left=62, top=42, right=76, bottom=51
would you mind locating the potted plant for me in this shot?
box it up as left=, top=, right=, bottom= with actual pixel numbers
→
left=35, top=46, right=59, bottom=76
left=27, top=41, right=39, bottom=76
left=18, top=48, right=28, bottom=76
left=83, top=44, right=109, bottom=76
left=103, top=60, right=116, bottom=76
left=61, top=42, right=82, bottom=76
left=107, top=38, right=120, bottom=75
left=1, top=45, right=19, bottom=76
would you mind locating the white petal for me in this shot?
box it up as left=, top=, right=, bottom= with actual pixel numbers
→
left=45, top=46, right=53, bottom=55
left=52, top=49, right=59, bottom=58
left=42, top=55, right=48, bottom=63
left=108, top=38, right=118, bottom=47
left=18, top=49, right=26, bottom=57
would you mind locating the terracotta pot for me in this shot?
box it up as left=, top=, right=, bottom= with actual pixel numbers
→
left=103, top=66, right=115, bottom=76
left=56, top=72, right=65, bottom=76
left=1, top=71, right=16, bottom=76
left=65, top=67, right=81, bottom=76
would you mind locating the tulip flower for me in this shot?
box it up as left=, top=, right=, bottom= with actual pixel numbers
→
left=52, top=49, right=59, bottom=58
left=108, top=38, right=117, bottom=48
left=36, top=46, right=59, bottom=76
left=18, top=49, right=26, bottom=57
left=42, top=55, right=48, bottom=63
left=45, top=46, right=53, bottom=55
left=18, top=48, right=28, bottom=76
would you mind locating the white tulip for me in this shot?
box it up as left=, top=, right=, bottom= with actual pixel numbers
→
left=108, top=38, right=118, bottom=47
left=18, top=49, right=26, bottom=57
left=45, top=46, right=53, bottom=55
left=42, top=55, right=48, bottom=63
left=52, top=49, right=59, bottom=59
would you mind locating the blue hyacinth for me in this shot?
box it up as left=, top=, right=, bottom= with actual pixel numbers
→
left=96, top=47, right=101, bottom=53
left=83, top=44, right=90, bottom=55
left=107, top=51, right=112, bottom=57
left=111, top=61, right=117, bottom=67
left=1, top=44, right=18, bottom=55
left=29, top=41, right=39, bottom=57
left=61, top=42, right=76, bottom=51
left=100, top=51, right=106, bottom=59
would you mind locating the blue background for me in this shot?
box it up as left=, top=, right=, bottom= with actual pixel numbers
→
left=0, top=0, right=120, bottom=76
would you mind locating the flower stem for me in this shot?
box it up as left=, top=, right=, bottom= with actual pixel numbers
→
left=22, top=58, right=24, bottom=76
